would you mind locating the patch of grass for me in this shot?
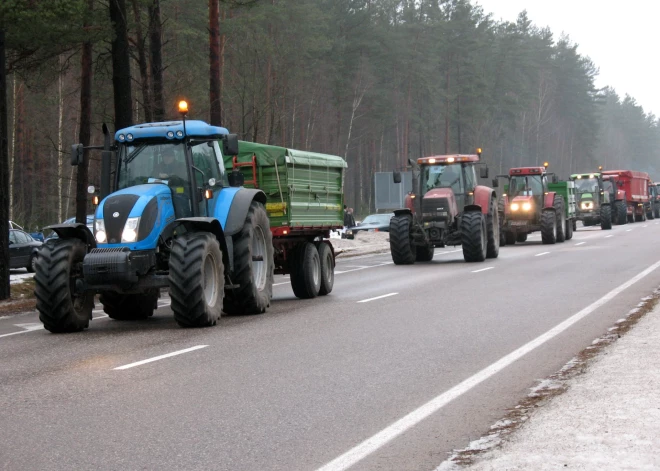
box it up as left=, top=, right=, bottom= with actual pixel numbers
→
left=0, top=279, right=37, bottom=316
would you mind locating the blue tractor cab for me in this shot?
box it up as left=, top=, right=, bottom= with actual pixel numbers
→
left=35, top=104, right=274, bottom=333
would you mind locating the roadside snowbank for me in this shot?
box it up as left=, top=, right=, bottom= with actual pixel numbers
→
left=329, top=230, right=390, bottom=258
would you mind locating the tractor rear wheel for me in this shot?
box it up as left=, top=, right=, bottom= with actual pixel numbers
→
left=614, top=200, right=626, bottom=223
left=100, top=289, right=158, bottom=320
left=317, top=242, right=334, bottom=296
left=565, top=219, right=574, bottom=240
left=290, top=242, right=321, bottom=299
left=600, top=204, right=612, bottom=230
left=389, top=215, right=416, bottom=265
left=462, top=211, right=487, bottom=262
left=222, top=202, right=274, bottom=315
left=541, top=209, right=557, bottom=244
left=516, top=233, right=527, bottom=243
left=35, top=239, right=93, bottom=333
left=415, top=244, right=434, bottom=262
left=486, top=198, right=500, bottom=259
left=169, top=232, right=224, bottom=327
left=554, top=197, right=566, bottom=243
left=505, top=231, right=516, bottom=245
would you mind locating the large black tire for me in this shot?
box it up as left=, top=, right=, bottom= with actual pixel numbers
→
left=169, top=232, right=224, bottom=327
left=461, top=211, right=487, bottom=262
left=565, top=219, right=574, bottom=240
left=290, top=242, right=321, bottom=299
left=389, top=215, right=416, bottom=265
left=654, top=206, right=660, bottom=219
left=415, top=244, right=434, bottom=262
left=35, top=239, right=93, bottom=333
left=573, top=219, right=577, bottom=231
left=497, top=197, right=506, bottom=247
left=554, top=197, right=566, bottom=243
left=505, top=231, right=516, bottom=245
left=600, top=204, right=612, bottom=230
left=647, top=206, right=655, bottom=220
left=541, top=209, right=557, bottom=244
left=516, top=233, right=527, bottom=243
left=317, top=242, right=334, bottom=296
left=222, top=202, right=274, bottom=315
left=486, top=199, right=500, bottom=259
left=100, top=289, right=158, bottom=320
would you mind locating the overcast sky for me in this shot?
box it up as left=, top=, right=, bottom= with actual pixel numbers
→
left=474, top=0, right=660, bottom=117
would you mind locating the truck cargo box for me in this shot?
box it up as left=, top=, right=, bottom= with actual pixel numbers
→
left=224, top=141, right=347, bottom=236
left=601, top=170, right=649, bottom=203
left=547, top=180, right=577, bottom=219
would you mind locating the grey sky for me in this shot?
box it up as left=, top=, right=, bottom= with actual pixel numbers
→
left=475, top=0, right=659, bottom=117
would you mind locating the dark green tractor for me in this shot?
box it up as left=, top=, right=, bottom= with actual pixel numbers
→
left=569, top=172, right=626, bottom=229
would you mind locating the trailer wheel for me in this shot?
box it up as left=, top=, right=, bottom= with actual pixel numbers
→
left=516, top=233, right=527, bottom=243
left=600, top=204, right=612, bottom=230
left=505, top=231, right=516, bottom=245
left=541, top=209, right=557, bottom=244
left=317, top=242, right=334, bottom=296
left=223, top=202, right=274, bottom=315
left=169, top=232, right=223, bottom=327
left=389, top=215, right=416, bottom=265
left=462, top=211, right=487, bottom=262
left=100, top=289, right=158, bottom=320
left=615, top=201, right=627, bottom=225
left=290, top=242, right=321, bottom=299
left=486, top=198, right=500, bottom=259
left=554, top=197, right=566, bottom=242
left=35, top=239, right=93, bottom=333
left=415, top=244, right=434, bottom=262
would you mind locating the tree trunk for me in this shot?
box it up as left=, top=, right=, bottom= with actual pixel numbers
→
left=110, top=0, right=133, bottom=131
left=9, top=75, right=16, bottom=221
left=0, top=30, right=10, bottom=300
left=149, top=0, right=164, bottom=121
left=57, top=56, right=65, bottom=222
left=77, top=1, right=93, bottom=224
left=209, top=0, right=221, bottom=125
left=132, top=0, right=152, bottom=122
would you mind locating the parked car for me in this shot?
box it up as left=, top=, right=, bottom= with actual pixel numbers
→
left=44, top=215, right=94, bottom=240
left=9, top=229, right=43, bottom=272
left=9, top=220, right=24, bottom=230
left=346, top=213, right=394, bottom=237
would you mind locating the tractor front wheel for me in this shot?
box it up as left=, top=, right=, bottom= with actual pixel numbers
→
left=600, top=204, right=612, bottom=230
left=486, top=199, right=500, bottom=259
left=516, top=233, right=527, bottom=243
left=389, top=215, right=416, bottom=265
left=169, top=232, right=224, bottom=327
left=35, top=239, right=93, bottom=333
left=415, top=243, right=434, bottom=262
left=462, top=211, right=487, bottom=262
left=541, top=209, right=557, bottom=244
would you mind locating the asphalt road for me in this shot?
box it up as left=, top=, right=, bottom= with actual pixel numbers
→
left=2, top=221, right=660, bottom=471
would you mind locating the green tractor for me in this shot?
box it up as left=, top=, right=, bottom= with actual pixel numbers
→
left=569, top=172, right=626, bottom=229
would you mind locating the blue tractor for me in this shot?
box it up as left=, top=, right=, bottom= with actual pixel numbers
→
left=35, top=104, right=274, bottom=332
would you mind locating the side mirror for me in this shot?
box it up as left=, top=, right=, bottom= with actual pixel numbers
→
left=479, top=166, right=489, bottom=179
left=393, top=171, right=402, bottom=184
left=222, top=134, right=239, bottom=156
left=492, top=178, right=499, bottom=188
left=71, top=144, right=84, bottom=166
left=228, top=170, right=244, bottom=187
left=552, top=175, right=559, bottom=184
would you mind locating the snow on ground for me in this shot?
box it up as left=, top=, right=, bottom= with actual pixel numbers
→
left=329, top=230, right=390, bottom=257
left=9, top=270, right=34, bottom=285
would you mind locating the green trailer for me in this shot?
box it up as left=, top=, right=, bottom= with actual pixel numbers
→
left=548, top=180, right=577, bottom=232
left=223, top=140, right=347, bottom=299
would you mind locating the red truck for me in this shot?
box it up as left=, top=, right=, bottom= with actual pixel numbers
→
left=601, top=170, right=650, bottom=222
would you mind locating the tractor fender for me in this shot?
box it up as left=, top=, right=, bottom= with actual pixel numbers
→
left=617, top=190, right=626, bottom=202
left=160, top=217, right=231, bottom=271
left=44, top=223, right=96, bottom=250
left=224, top=188, right=267, bottom=237
left=393, top=208, right=413, bottom=218
left=473, top=186, right=494, bottom=214
left=499, top=194, right=510, bottom=215
left=544, top=192, right=556, bottom=209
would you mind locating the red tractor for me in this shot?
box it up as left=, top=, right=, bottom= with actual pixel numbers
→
left=390, top=150, right=499, bottom=264
left=498, top=164, right=569, bottom=244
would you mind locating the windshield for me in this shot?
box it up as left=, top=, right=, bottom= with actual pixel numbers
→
left=422, top=163, right=463, bottom=194
left=574, top=178, right=599, bottom=194
left=603, top=181, right=613, bottom=193
left=509, top=175, right=543, bottom=197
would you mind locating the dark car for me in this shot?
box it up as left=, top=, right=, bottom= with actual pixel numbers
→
left=45, top=215, right=94, bottom=241
left=346, top=213, right=394, bottom=237
left=9, top=229, right=43, bottom=272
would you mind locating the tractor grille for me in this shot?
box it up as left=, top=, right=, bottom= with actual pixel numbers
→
left=422, top=197, right=450, bottom=220
left=103, top=194, right=139, bottom=244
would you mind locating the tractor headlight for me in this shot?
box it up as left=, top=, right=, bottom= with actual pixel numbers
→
left=580, top=201, right=593, bottom=210
left=511, top=203, right=520, bottom=211
left=121, top=217, right=140, bottom=243
left=522, top=202, right=532, bottom=211
left=95, top=219, right=107, bottom=243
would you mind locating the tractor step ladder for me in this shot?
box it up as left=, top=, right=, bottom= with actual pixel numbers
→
left=232, top=154, right=258, bottom=188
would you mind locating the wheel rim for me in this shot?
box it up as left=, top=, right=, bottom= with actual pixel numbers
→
left=312, top=252, right=320, bottom=286
left=70, top=262, right=87, bottom=314
left=203, top=252, right=219, bottom=307
left=251, top=225, right=267, bottom=291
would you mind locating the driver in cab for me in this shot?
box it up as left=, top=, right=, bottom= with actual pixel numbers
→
left=155, top=147, right=186, bottom=180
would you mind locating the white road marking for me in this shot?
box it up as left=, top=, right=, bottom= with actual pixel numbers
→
left=605, top=235, right=613, bottom=238
left=317, top=258, right=660, bottom=471
left=114, top=345, right=208, bottom=370
left=626, top=229, right=633, bottom=232
left=535, top=252, right=550, bottom=257
left=575, top=242, right=586, bottom=246
left=471, top=267, right=494, bottom=273
left=0, top=323, right=44, bottom=338
left=357, top=293, right=398, bottom=304
left=642, top=225, right=648, bottom=228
